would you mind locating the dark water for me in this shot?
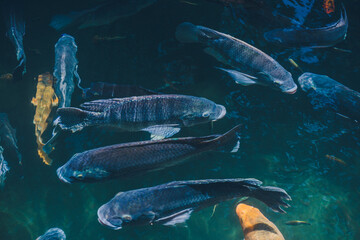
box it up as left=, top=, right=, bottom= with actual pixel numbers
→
left=0, top=0, right=359, bottom=239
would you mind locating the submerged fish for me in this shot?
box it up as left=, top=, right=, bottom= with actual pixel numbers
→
left=264, top=4, right=348, bottom=48
left=298, top=72, right=360, bottom=122
left=97, top=178, right=291, bottom=229
left=175, top=22, right=297, bottom=94
left=53, top=34, right=82, bottom=108
left=82, top=82, right=157, bottom=100
left=325, top=154, right=347, bottom=166
left=50, top=0, right=158, bottom=30
left=0, top=113, right=21, bottom=164
left=236, top=203, right=285, bottom=240
left=3, top=1, right=26, bottom=79
left=0, top=147, right=10, bottom=188
left=57, top=125, right=240, bottom=183
left=323, top=0, right=335, bottom=15
left=36, top=228, right=66, bottom=240
left=54, top=94, right=226, bottom=139
left=285, top=220, right=311, bottom=226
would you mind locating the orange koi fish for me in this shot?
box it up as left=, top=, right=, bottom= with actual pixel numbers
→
left=323, top=0, right=335, bottom=14
left=325, top=154, right=347, bottom=166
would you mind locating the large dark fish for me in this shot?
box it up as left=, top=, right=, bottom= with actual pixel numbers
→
left=264, top=4, right=348, bottom=48
left=49, top=0, right=158, bottom=30
left=56, top=125, right=241, bottom=183
left=36, top=228, right=66, bottom=240
left=82, top=82, right=157, bottom=100
left=3, top=0, right=26, bottom=79
left=97, top=178, right=291, bottom=229
left=298, top=72, right=360, bottom=122
left=54, top=95, right=226, bottom=139
left=0, top=113, right=22, bottom=164
left=175, top=22, right=297, bottom=94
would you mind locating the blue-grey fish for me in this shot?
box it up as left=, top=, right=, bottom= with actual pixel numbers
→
left=56, top=125, right=240, bottom=183
left=264, top=4, right=348, bottom=48
left=298, top=72, right=360, bottom=122
left=36, top=228, right=66, bottom=240
left=53, top=34, right=82, bottom=108
left=83, top=82, right=157, bottom=100
left=0, top=113, right=22, bottom=164
left=97, top=178, right=291, bottom=229
left=54, top=94, right=226, bottom=139
left=3, top=1, right=26, bottom=79
left=50, top=0, right=158, bottom=30
left=175, top=22, right=297, bottom=94
left=0, top=146, right=10, bottom=188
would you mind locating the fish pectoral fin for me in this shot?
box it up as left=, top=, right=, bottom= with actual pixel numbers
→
left=52, top=96, right=59, bottom=107
left=31, top=97, right=38, bottom=106
left=204, top=47, right=230, bottom=66
left=157, top=208, right=194, bottom=226
left=216, top=67, right=257, bottom=86
left=143, top=125, right=181, bottom=140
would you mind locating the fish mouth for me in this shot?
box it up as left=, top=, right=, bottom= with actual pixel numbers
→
left=97, top=217, right=122, bottom=230
left=56, top=167, right=72, bottom=184
left=283, top=85, right=298, bottom=94
left=216, top=105, right=227, bottom=120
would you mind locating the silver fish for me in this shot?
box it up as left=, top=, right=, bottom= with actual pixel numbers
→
left=36, top=228, right=66, bottom=240
left=175, top=22, right=297, bottom=94
left=56, top=125, right=240, bottom=183
left=0, top=113, right=22, bottom=164
left=97, top=178, right=291, bottom=229
left=264, top=4, right=348, bottom=48
left=0, top=147, right=10, bottom=188
left=54, top=94, right=226, bottom=139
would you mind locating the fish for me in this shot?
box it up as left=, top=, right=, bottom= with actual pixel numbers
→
left=36, top=228, right=66, bottom=240
left=285, top=220, right=311, bottom=226
left=3, top=0, right=26, bottom=79
left=264, top=4, right=348, bottom=48
left=175, top=22, right=297, bottom=94
left=0, top=113, right=22, bottom=164
left=97, top=178, right=291, bottom=229
left=56, top=125, right=241, bottom=183
left=54, top=94, right=226, bottom=139
left=298, top=72, right=360, bottom=122
left=0, top=73, right=13, bottom=81
left=236, top=203, right=285, bottom=240
left=49, top=0, right=158, bottom=30
left=325, top=154, right=347, bottom=166
left=0, top=147, right=10, bottom=188
left=323, top=0, right=335, bottom=15
left=82, top=82, right=157, bottom=100
left=53, top=34, right=82, bottom=108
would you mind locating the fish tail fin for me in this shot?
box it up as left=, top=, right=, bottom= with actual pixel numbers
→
left=175, top=22, right=202, bottom=43
left=49, top=11, right=83, bottom=30
left=54, top=107, right=103, bottom=132
left=251, top=185, right=291, bottom=213
left=203, top=124, right=241, bottom=153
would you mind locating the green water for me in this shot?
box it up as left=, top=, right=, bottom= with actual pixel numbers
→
left=0, top=0, right=359, bottom=239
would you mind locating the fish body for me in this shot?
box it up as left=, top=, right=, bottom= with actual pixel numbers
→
left=175, top=22, right=297, bottom=94
left=0, top=113, right=21, bottom=164
left=97, top=178, right=291, bottom=229
left=298, top=72, right=360, bottom=122
left=55, top=94, right=226, bottom=139
left=236, top=203, right=285, bottom=240
left=50, top=0, right=158, bottom=30
left=82, top=82, right=157, bottom=100
left=36, top=228, right=66, bottom=240
left=57, top=125, right=240, bottom=183
left=53, top=34, right=81, bottom=108
left=285, top=220, right=311, bottom=226
left=264, top=4, right=348, bottom=48
left=0, top=147, right=10, bottom=188
left=325, top=154, right=347, bottom=166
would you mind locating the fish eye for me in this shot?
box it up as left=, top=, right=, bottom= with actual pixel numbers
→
left=122, top=215, right=132, bottom=222
left=202, top=112, right=210, bottom=118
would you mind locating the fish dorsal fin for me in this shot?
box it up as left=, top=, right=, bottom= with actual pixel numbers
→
left=216, top=67, right=257, bottom=86
left=157, top=208, right=194, bottom=226
left=142, top=125, right=181, bottom=140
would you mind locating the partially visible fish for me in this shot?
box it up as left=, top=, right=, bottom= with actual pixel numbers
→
left=236, top=203, right=285, bottom=240
left=0, top=147, right=10, bottom=188
left=285, top=220, right=311, bottom=226
left=0, top=113, right=21, bottom=164
left=3, top=0, right=26, bottom=79
left=36, top=228, right=66, bottom=240
left=264, top=4, right=348, bottom=48
left=57, top=125, right=241, bottom=183
left=54, top=94, right=226, bottom=139
left=82, top=82, right=157, bottom=100
left=323, top=0, right=335, bottom=15
left=97, top=178, right=291, bottom=229
left=298, top=72, right=360, bottom=122
left=325, top=154, right=347, bottom=166
left=53, top=34, right=82, bottom=108
left=175, top=22, right=297, bottom=94
left=49, top=0, right=158, bottom=30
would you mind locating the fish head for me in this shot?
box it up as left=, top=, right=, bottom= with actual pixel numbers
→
left=298, top=72, right=337, bottom=93
left=263, top=29, right=285, bottom=45
left=298, top=72, right=318, bottom=92
left=36, top=228, right=66, bottom=240
left=259, top=71, right=298, bottom=94
left=182, top=100, right=226, bottom=126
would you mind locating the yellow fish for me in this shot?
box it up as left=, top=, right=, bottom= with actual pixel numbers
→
left=31, top=73, right=58, bottom=165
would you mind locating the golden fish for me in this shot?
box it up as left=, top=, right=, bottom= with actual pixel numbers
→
left=31, top=72, right=58, bottom=165
left=285, top=220, right=311, bottom=226
left=236, top=203, right=285, bottom=240
left=325, top=154, right=347, bottom=166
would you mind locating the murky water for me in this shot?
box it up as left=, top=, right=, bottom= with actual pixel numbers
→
left=0, top=0, right=359, bottom=239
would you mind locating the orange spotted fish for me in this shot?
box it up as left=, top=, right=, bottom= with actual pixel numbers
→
left=323, top=0, right=335, bottom=14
